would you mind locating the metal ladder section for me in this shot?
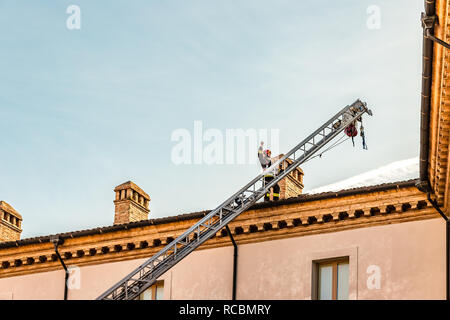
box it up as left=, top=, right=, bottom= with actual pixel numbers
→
left=97, top=99, right=373, bottom=300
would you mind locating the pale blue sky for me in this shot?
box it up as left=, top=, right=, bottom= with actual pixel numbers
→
left=0, top=0, right=423, bottom=238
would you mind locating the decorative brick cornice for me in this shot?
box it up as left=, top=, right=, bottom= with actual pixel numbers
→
left=0, top=183, right=436, bottom=279
left=428, top=0, right=450, bottom=211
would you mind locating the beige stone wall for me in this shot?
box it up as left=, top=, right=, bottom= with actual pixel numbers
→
left=0, top=221, right=21, bottom=242
left=0, top=218, right=444, bottom=300
left=128, top=203, right=149, bottom=222
left=114, top=202, right=149, bottom=225
left=279, top=177, right=303, bottom=199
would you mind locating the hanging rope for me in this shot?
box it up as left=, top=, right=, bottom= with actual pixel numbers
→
left=302, top=114, right=368, bottom=164
left=304, top=134, right=350, bottom=163
left=360, top=118, right=368, bottom=150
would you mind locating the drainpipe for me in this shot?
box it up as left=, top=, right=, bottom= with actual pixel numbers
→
left=225, top=225, right=237, bottom=300
left=427, top=194, right=450, bottom=300
left=447, top=220, right=450, bottom=300
left=417, top=0, right=436, bottom=193
left=50, top=236, right=69, bottom=300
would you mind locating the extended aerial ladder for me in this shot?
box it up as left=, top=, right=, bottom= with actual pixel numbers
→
left=97, top=99, right=373, bottom=300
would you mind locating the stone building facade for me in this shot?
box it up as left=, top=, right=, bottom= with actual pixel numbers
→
left=0, top=179, right=444, bottom=300
left=0, top=0, right=450, bottom=301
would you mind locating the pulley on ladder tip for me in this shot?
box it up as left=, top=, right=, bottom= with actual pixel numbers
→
left=345, top=123, right=357, bottom=147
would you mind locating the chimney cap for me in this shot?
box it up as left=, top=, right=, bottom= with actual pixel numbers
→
left=0, top=201, right=22, bottom=220
left=114, top=181, right=150, bottom=200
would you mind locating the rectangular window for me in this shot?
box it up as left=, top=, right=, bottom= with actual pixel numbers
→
left=139, top=281, right=164, bottom=300
left=315, top=258, right=349, bottom=300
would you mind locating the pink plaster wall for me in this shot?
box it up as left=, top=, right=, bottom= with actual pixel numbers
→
left=0, top=218, right=445, bottom=300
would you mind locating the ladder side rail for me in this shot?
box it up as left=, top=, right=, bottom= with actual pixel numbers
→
left=99, top=104, right=369, bottom=300
left=99, top=103, right=369, bottom=300
left=101, top=124, right=352, bottom=300
left=97, top=100, right=371, bottom=300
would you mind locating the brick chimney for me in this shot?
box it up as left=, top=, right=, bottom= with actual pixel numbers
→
left=270, top=155, right=304, bottom=200
left=0, top=201, right=22, bottom=242
left=113, top=181, right=150, bottom=225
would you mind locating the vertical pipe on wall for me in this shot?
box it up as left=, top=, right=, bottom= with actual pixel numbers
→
left=50, top=237, right=69, bottom=300
left=225, top=225, right=237, bottom=300
left=447, top=220, right=450, bottom=300
left=427, top=193, right=449, bottom=300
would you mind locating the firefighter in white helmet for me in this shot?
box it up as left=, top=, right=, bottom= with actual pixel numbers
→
left=258, top=141, right=270, bottom=170
left=260, top=148, right=281, bottom=202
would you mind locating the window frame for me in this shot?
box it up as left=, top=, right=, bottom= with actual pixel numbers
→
left=313, top=257, right=349, bottom=300
left=139, top=280, right=164, bottom=300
